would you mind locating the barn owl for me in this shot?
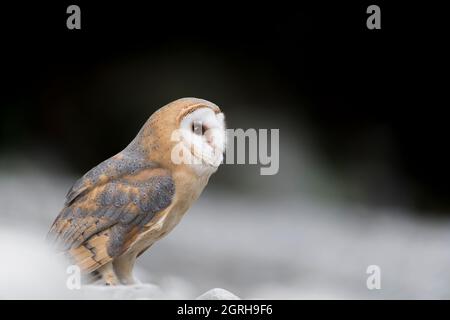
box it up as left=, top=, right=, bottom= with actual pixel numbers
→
left=47, top=98, right=226, bottom=285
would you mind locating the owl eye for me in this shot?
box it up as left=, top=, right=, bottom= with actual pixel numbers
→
left=192, top=121, right=206, bottom=135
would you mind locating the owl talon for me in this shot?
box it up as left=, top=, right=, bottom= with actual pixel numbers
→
left=98, top=262, right=120, bottom=286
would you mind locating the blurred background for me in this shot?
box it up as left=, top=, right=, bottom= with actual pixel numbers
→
left=0, top=2, right=449, bottom=298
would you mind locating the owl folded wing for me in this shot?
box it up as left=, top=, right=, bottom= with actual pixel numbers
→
left=47, top=152, right=175, bottom=272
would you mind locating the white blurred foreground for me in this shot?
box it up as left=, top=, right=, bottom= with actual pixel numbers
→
left=1, top=166, right=450, bottom=299
left=0, top=230, right=239, bottom=299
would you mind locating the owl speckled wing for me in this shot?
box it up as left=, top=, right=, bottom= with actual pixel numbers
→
left=48, top=151, right=175, bottom=273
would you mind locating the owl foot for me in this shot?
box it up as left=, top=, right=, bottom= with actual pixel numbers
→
left=119, top=276, right=139, bottom=285
left=97, top=262, right=120, bottom=286
left=113, top=253, right=139, bottom=285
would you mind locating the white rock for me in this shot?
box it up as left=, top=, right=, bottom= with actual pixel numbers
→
left=196, top=288, right=240, bottom=300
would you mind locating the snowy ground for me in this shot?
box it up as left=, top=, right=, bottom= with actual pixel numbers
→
left=1, top=166, right=450, bottom=299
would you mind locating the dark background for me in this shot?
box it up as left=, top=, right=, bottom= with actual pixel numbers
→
left=1, top=2, right=448, bottom=211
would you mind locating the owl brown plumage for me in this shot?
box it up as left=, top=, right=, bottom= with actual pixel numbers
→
left=47, top=98, right=226, bottom=285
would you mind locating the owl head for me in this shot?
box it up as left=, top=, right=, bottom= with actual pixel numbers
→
left=135, top=98, right=226, bottom=176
